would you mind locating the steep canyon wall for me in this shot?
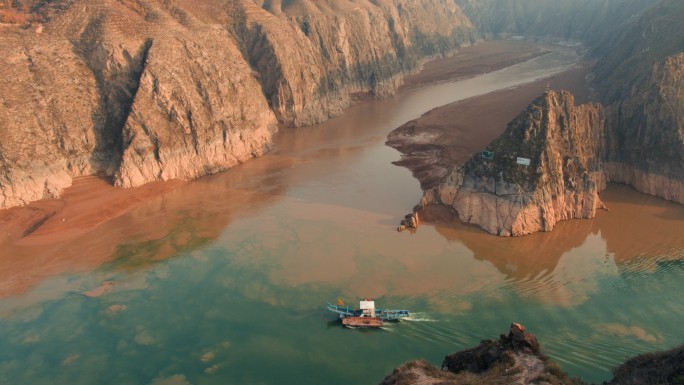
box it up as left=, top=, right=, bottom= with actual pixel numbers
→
left=594, top=0, right=684, bottom=204
left=604, top=53, right=684, bottom=204
left=0, top=0, right=476, bottom=208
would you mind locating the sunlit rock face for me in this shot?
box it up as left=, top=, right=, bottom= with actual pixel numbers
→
left=237, top=0, right=476, bottom=127
left=422, top=91, right=607, bottom=236
left=0, top=0, right=476, bottom=208
left=0, top=1, right=279, bottom=205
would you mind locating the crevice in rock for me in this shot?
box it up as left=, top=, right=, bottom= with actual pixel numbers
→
left=187, top=109, right=199, bottom=155
left=72, top=16, right=153, bottom=181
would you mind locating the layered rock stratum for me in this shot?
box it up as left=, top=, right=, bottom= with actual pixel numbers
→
left=421, top=91, right=607, bottom=236
left=0, top=0, right=476, bottom=209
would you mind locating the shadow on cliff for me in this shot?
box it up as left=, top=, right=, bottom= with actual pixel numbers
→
left=72, top=15, right=153, bottom=179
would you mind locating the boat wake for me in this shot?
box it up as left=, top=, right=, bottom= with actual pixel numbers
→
left=404, top=312, right=438, bottom=322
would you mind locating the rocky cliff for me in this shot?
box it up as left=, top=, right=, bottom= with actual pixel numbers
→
left=591, top=0, right=684, bottom=204
left=590, top=0, right=684, bottom=102
left=235, top=0, right=476, bottom=126
left=0, top=0, right=476, bottom=208
left=421, top=91, right=607, bottom=236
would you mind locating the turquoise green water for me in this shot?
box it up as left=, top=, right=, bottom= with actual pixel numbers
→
left=2, top=49, right=684, bottom=384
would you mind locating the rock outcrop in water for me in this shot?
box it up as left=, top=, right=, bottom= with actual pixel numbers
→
left=411, top=49, right=684, bottom=236
left=0, top=0, right=476, bottom=209
left=420, top=91, right=607, bottom=236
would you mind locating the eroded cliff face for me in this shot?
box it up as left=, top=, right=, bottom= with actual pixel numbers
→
left=234, top=0, right=476, bottom=126
left=588, top=0, right=684, bottom=204
left=422, top=91, right=606, bottom=236
left=391, top=0, right=684, bottom=236
left=604, top=53, right=684, bottom=203
left=0, top=0, right=476, bottom=208
left=0, top=0, right=279, bottom=204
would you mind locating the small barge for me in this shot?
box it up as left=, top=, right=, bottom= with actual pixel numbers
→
left=326, top=299, right=410, bottom=328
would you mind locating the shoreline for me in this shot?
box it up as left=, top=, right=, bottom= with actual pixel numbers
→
left=0, top=39, right=575, bottom=297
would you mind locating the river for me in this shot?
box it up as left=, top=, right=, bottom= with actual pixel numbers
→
left=1, top=45, right=683, bottom=385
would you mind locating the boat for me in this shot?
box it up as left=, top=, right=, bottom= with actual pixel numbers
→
left=325, top=299, right=410, bottom=328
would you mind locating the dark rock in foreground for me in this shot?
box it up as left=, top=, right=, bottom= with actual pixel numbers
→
left=380, top=324, right=684, bottom=385
left=607, top=345, right=684, bottom=385
left=381, top=323, right=582, bottom=385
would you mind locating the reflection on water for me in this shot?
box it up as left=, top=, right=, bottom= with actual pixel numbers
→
left=0, top=157, right=291, bottom=299
left=1, top=46, right=684, bottom=385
